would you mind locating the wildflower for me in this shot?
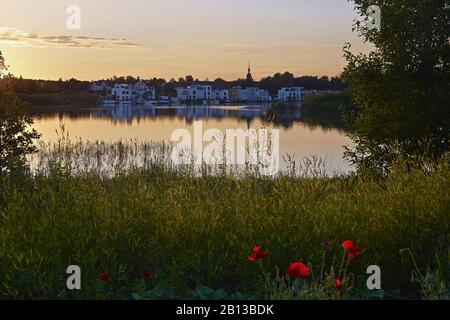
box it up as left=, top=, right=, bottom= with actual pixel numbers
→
left=342, top=240, right=356, bottom=251
left=335, top=279, right=342, bottom=290
left=322, top=240, right=330, bottom=251
left=143, top=271, right=152, bottom=279
left=100, top=273, right=110, bottom=282
left=287, top=262, right=310, bottom=279
left=342, top=240, right=363, bottom=259
left=248, top=247, right=269, bottom=261
left=348, top=246, right=363, bottom=259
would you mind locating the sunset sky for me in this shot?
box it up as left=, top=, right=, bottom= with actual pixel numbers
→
left=0, top=0, right=370, bottom=81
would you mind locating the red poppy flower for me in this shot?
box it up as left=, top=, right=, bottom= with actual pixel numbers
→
left=287, top=262, right=310, bottom=279
left=248, top=247, right=269, bottom=261
left=99, top=273, right=110, bottom=282
left=348, top=246, right=363, bottom=259
left=342, top=240, right=356, bottom=251
left=342, top=240, right=364, bottom=259
left=335, top=279, right=342, bottom=290
left=143, top=271, right=152, bottom=279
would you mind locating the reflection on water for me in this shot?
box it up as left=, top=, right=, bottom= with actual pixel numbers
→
left=29, top=104, right=354, bottom=174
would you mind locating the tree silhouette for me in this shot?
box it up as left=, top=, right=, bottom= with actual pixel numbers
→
left=0, top=51, right=41, bottom=176
left=342, top=0, right=450, bottom=173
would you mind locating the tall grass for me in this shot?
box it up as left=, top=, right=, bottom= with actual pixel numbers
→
left=0, top=139, right=448, bottom=299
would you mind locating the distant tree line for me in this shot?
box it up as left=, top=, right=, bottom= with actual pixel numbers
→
left=0, top=77, right=92, bottom=94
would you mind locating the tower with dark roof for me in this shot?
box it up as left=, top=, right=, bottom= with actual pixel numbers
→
left=246, top=63, right=254, bottom=85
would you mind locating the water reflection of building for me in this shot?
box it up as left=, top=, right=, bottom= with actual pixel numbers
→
left=91, top=104, right=302, bottom=129
left=176, top=106, right=228, bottom=119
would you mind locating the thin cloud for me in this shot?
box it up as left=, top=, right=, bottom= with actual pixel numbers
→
left=0, top=27, right=141, bottom=48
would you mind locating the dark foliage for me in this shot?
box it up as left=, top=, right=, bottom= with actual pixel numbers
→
left=342, top=0, right=450, bottom=173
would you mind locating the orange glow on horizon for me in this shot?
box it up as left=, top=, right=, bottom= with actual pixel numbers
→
left=1, top=0, right=371, bottom=81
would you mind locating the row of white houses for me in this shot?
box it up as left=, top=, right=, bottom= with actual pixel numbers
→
left=174, top=85, right=304, bottom=103
left=94, top=81, right=304, bottom=106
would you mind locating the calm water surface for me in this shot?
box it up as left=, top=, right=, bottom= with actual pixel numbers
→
left=30, top=104, right=354, bottom=174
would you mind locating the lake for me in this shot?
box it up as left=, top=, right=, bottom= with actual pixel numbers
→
left=29, top=104, right=354, bottom=175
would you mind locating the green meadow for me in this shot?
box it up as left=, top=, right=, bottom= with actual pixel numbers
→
left=0, top=140, right=448, bottom=300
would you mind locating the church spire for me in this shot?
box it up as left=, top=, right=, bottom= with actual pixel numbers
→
left=246, top=62, right=254, bottom=84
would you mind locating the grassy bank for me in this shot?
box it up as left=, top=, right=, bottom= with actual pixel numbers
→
left=0, top=141, right=449, bottom=300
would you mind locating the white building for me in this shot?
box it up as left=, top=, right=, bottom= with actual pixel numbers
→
left=109, top=82, right=156, bottom=104
left=159, top=96, right=170, bottom=104
left=278, top=87, right=304, bottom=102
left=212, top=89, right=229, bottom=102
left=132, top=81, right=156, bottom=103
left=112, top=84, right=133, bottom=101
left=252, top=88, right=271, bottom=102
left=230, top=87, right=271, bottom=102
left=90, top=81, right=111, bottom=92
left=176, top=85, right=212, bottom=102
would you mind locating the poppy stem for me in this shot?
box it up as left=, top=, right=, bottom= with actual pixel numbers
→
left=338, top=250, right=346, bottom=280
left=258, top=260, right=271, bottom=298
left=262, top=260, right=275, bottom=299
left=342, top=257, right=350, bottom=279
left=308, top=262, right=315, bottom=283
left=258, top=260, right=268, bottom=280
left=320, top=251, right=326, bottom=281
